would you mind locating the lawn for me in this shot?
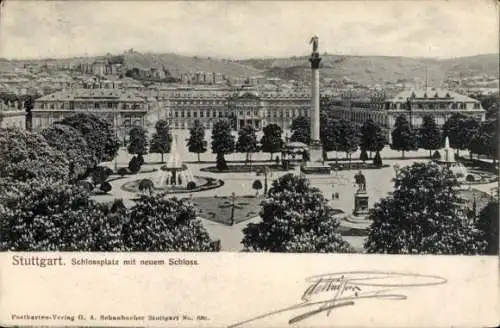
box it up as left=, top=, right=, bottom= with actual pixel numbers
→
left=192, top=195, right=263, bottom=225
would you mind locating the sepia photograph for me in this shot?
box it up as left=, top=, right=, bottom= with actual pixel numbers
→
left=0, top=0, right=498, bottom=256
left=0, top=1, right=499, bottom=327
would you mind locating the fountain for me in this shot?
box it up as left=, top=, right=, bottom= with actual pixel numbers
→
left=121, top=133, right=224, bottom=194
left=435, top=136, right=469, bottom=181
left=155, top=134, right=195, bottom=189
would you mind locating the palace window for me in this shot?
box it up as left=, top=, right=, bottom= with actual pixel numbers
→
left=181, top=111, right=185, bottom=118
left=187, top=111, right=191, bottom=118
left=193, top=112, right=197, bottom=118
left=200, top=111, right=204, bottom=117
left=94, top=103, right=100, bottom=109
left=174, top=111, right=178, bottom=118
left=107, top=102, right=113, bottom=108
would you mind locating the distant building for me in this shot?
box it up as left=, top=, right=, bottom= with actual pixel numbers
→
left=0, top=100, right=26, bottom=129
left=32, top=88, right=157, bottom=138
left=328, top=87, right=485, bottom=141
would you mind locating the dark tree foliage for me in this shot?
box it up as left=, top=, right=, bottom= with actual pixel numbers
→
left=236, top=125, right=258, bottom=163
left=418, top=115, right=443, bottom=157
left=290, top=116, right=311, bottom=144
left=211, top=120, right=235, bottom=170
left=360, top=119, right=386, bottom=155
left=127, top=126, right=148, bottom=156
left=320, top=117, right=341, bottom=160
left=42, top=124, right=94, bottom=181
left=59, top=113, right=120, bottom=163
left=365, top=162, right=487, bottom=254
left=252, top=180, right=263, bottom=195
left=360, top=149, right=368, bottom=162
left=187, top=120, right=207, bottom=162
left=121, top=195, right=220, bottom=251
left=0, top=178, right=123, bottom=251
left=260, top=124, right=283, bottom=160
left=242, top=174, right=353, bottom=253
left=138, top=179, right=154, bottom=194
left=469, top=119, right=498, bottom=164
left=337, top=119, right=359, bottom=165
left=128, top=156, right=142, bottom=174
left=391, top=115, right=418, bottom=159
left=373, top=151, right=382, bottom=167
left=476, top=200, right=499, bottom=255
left=442, top=114, right=479, bottom=156
left=0, top=128, right=69, bottom=182
left=150, top=120, right=171, bottom=163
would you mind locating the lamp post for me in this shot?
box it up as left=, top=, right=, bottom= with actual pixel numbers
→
left=230, top=192, right=236, bottom=226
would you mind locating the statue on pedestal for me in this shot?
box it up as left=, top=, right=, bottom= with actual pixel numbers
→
left=354, top=170, right=366, bottom=193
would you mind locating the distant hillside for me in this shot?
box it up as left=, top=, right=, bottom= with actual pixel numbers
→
left=238, top=54, right=499, bottom=86
left=122, top=52, right=262, bottom=78
left=1, top=52, right=497, bottom=87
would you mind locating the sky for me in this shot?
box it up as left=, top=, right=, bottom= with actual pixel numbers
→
left=0, top=0, right=498, bottom=60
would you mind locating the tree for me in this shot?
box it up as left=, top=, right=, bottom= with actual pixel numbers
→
left=128, top=156, right=142, bottom=174
left=476, top=200, right=499, bottom=255
left=0, top=178, right=124, bottom=251
left=121, top=195, right=220, bottom=251
left=337, top=119, right=359, bottom=167
left=187, top=120, right=207, bottom=162
left=442, top=114, right=479, bottom=157
left=127, top=126, right=148, bottom=157
left=360, top=149, right=368, bottom=163
left=373, top=151, right=382, bottom=167
left=138, top=179, right=154, bottom=195
left=59, top=113, right=120, bottom=164
left=364, top=162, right=487, bottom=254
left=360, top=119, right=386, bottom=157
left=91, top=166, right=113, bottom=186
left=320, top=117, right=341, bottom=161
left=149, top=120, right=171, bottom=163
left=391, top=115, right=418, bottom=159
left=418, top=115, right=443, bottom=158
left=469, top=119, right=498, bottom=164
left=236, top=125, right=258, bottom=163
left=252, top=180, right=263, bottom=195
left=211, top=120, right=235, bottom=171
left=0, top=128, right=69, bottom=182
left=242, top=174, right=353, bottom=253
left=42, top=124, right=94, bottom=181
left=260, top=124, right=283, bottom=160
left=290, top=116, right=310, bottom=144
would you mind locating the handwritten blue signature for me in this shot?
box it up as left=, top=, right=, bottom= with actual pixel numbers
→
left=228, top=271, right=447, bottom=327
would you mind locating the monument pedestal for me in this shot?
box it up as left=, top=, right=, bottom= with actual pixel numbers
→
left=353, top=191, right=369, bottom=216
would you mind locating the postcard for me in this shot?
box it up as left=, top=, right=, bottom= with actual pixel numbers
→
left=0, top=0, right=498, bottom=327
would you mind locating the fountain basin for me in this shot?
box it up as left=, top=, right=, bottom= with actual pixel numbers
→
left=121, top=175, right=224, bottom=194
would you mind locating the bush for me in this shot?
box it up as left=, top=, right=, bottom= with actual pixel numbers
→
left=137, top=154, right=145, bottom=166
left=466, top=174, right=475, bottom=182
left=360, top=150, right=368, bottom=162
left=77, top=180, right=94, bottom=192
left=91, top=166, right=112, bottom=185
left=373, top=151, right=382, bottom=167
left=128, top=156, right=141, bottom=174
left=432, top=150, right=442, bottom=160
left=187, top=181, right=197, bottom=190
left=138, top=179, right=154, bottom=193
left=252, top=179, right=263, bottom=194
left=100, top=181, right=112, bottom=193
left=117, top=167, right=129, bottom=176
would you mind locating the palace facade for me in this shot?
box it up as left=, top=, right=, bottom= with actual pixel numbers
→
left=154, top=85, right=310, bottom=130
left=0, top=100, right=26, bottom=129
left=328, top=88, right=485, bottom=141
left=32, top=88, right=158, bottom=137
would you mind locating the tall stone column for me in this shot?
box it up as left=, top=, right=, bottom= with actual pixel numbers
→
left=309, top=53, right=321, bottom=146
left=308, top=52, right=322, bottom=165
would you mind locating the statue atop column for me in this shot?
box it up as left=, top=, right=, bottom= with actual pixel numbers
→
left=309, top=35, right=319, bottom=54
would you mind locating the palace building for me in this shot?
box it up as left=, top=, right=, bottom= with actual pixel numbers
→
left=155, top=85, right=310, bottom=130
left=0, top=100, right=26, bottom=129
left=32, top=88, right=158, bottom=137
left=328, top=88, right=485, bottom=140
